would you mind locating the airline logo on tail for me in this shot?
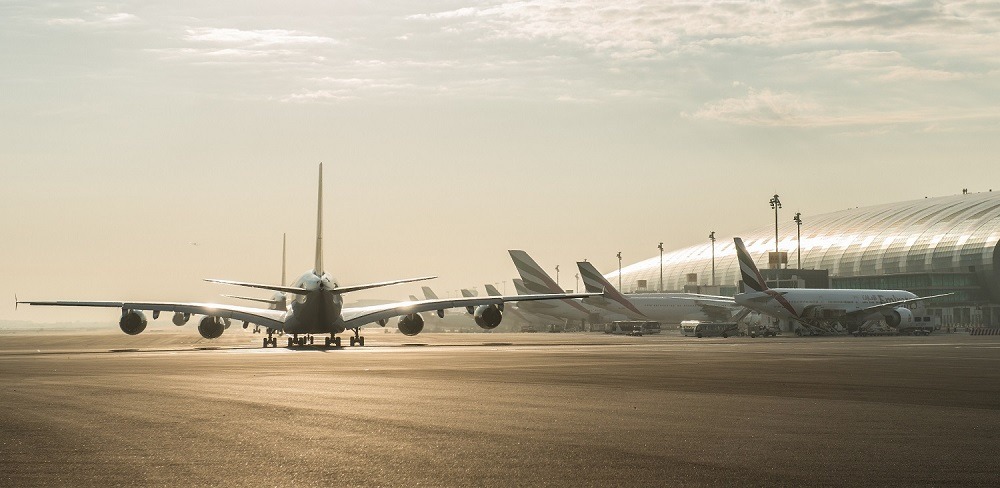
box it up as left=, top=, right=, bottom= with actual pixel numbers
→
left=734, top=237, right=768, bottom=292
left=508, top=250, right=590, bottom=314
left=734, top=237, right=799, bottom=318
left=576, top=261, right=645, bottom=318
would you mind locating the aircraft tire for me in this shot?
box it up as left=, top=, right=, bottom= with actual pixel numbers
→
left=359, top=337, right=365, bottom=346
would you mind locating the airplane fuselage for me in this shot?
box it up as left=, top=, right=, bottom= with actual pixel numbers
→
left=736, top=288, right=918, bottom=323
left=586, top=293, right=731, bottom=324
left=282, top=272, right=345, bottom=334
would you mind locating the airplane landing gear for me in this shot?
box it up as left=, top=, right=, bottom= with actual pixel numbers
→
left=262, top=330, right=277, bottom=347
left=286, top=334, right=314, bottom=347
left=349, top=328, right=365, bottom=346
left=324, top=335, right=342, bottom=347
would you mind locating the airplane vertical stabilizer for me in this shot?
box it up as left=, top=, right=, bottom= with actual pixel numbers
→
left=314, top=163, right=324, bottom=276
left=734, top=237, right=768, bottom=292
left=485, top=284, right=501, bottom=296
left=512, top=279, right=530, bottom=295
left=508, top=250, right=562, bottom=294
left=421, top=286, right=439, bottom=300
left=577, top=261, right=645, bottom=318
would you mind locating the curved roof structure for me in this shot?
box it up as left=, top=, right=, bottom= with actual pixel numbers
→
left=613, top=192, right=1000, bottom=302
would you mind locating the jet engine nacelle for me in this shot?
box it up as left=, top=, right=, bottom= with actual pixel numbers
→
left=119, top=310, right=148, bottom=335
left=397, top=313, right=425, bottom=336
left=885, top=307, right=915, bottom=328
left=172, top=312, right=190, bottom=326
left=198, top=316, right=226, bottom=339
left=474, top=304, right=503, bottom=329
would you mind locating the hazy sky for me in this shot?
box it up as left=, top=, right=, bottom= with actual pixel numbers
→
left=3, top=1, right=999, bottom=322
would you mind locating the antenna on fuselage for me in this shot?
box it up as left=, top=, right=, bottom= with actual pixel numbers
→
left=314, top=163, right=324, bottom=277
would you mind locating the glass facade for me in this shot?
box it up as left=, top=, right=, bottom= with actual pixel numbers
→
left=613, top=192, right=1000, bottom=306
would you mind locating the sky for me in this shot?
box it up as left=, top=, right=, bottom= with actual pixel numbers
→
left=2, top=1, right=1000, bottom=322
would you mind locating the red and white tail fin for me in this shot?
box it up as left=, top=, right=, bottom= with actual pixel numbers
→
left=734, top=237, right=768, bottom=292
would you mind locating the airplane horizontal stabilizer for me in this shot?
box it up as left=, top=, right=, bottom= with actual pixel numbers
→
left=205, top=279, right=309, bottom=295
left=333, top=276, right=437, bottom=294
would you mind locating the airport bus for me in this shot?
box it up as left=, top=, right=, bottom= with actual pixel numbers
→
left=681, top=321, right=739, bottom=338
left=694, top=322, right=739, bottom=338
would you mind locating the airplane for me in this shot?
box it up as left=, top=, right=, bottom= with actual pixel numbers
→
left=17, top=164, right=601, bottom=348
left=508, top=250, right=626, bottom=327
left=575, top=260, right=740, bottom=324
left=732, top=237, right=951, bottom=334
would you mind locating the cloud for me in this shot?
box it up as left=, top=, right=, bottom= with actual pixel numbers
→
left=46, top=12, right=137, bottom=27
left=689, top=87, right=823, bottom=126
left=183, top=28, right=336, bottom=46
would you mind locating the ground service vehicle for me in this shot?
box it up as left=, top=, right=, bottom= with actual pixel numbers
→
left=694, top=322, right=738, bottom=338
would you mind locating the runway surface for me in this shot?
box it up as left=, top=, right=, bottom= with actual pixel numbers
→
left=2, top=330, right=999, bottom=486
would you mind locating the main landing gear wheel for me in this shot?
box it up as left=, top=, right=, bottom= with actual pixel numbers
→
left=287, top=337, right=294, bottom=347
left=349, top=328, right=365, bottom=346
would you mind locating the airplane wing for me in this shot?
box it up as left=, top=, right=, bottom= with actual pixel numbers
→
left=16, top=300, right=287, bottom=329
left=849, top=293, right=953, bottom=316
left=341, top=292, right=601, bottom=329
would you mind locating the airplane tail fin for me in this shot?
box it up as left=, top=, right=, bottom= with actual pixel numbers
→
left=314, top=163, right=324, bottom=276
left=421, top=286, right=439, bottom=300
left=734, top=237, right=769, bottom=292
left=512, top=279, right=530, bottom=295
left=484, top=284, right=501, bottom=296
left=408, top=295, right=419, bottom=302
left=460, top=288, right=477, bottom=298
left=508, top=250, right=562, bottom=294
left=577, top=261, right=646, bottom=318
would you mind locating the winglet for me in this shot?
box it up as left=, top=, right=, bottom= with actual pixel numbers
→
left=734, top=237, right=769, bottom=292
left=314, top=163, right=324, bottom=276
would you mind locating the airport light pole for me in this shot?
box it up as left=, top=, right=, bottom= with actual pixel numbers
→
left=793, top=212, right=802, bottom=269
left=555, top=265, right=560, bottom=289
left=575, top=273, right=579, bottom=293
left=658, top=242, right=663, bottom=293
left=616, top=252, right=622, bottom=291
left=769, top=194, right=782, bottom=254
left=709, top=231, right=716, bottom=286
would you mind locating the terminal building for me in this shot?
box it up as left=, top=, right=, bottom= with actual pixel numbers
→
left=611, top=192, right=1000, bottom=328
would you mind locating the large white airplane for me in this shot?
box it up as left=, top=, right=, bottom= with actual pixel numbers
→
left=732, top=237, right=950, bottom=334
left=17, top=164, right=600, bottom=348
left=575, top=261, right=740, bottom=324
left=508, top=250, right=625, bottom=326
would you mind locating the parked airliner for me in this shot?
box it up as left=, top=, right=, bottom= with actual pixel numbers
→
left=575, top=261, right=739, bottom=324
left=732, top=237, right=950, bottom=334
left=18, top=164, right=600, bottom=347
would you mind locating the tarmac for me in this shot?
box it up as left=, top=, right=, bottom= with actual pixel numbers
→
left=2, top=329, right=999, bottom=486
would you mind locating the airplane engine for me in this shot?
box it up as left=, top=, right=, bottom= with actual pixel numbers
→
left=397, top=313, right=424, bottom=336
left=197, top=316, right=226, bottom=339
left=474, top=304, right=503, bottom=329
left=119, top=310, right=148, bottom=335
left=172, top=312, right=190, bottom=326
left=885, top=307, right=915, bottom=328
